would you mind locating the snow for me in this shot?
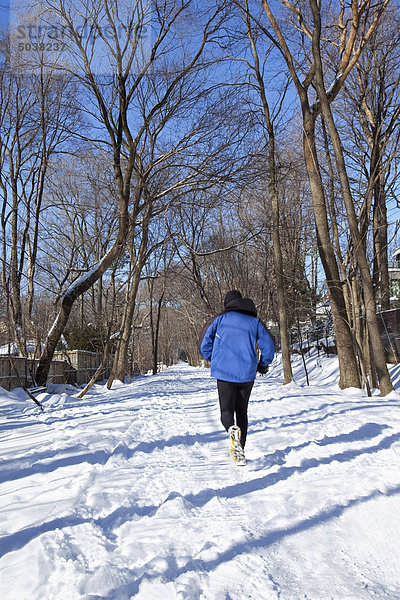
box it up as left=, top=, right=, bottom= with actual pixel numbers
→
left=1, top=353, right=400, bottom=600
left=0, top=341, right=37, bottom=355
left=64, top=264, right=102, bottom=298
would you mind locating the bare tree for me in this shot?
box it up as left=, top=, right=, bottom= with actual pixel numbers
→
left=260, top=0, right=391, bottom=393
left=238, top=0, right=294, bottom=383
left=40, top=154, right=121, bottom=340
left=340, top=8, right=400, bottom=311
left=145, top=237, right=176, bottom=375
left=0, top=42, right=78, bottom=356
left=308, top=0, right=393, bottom=395
left=33, top=0, right=229, bottom=384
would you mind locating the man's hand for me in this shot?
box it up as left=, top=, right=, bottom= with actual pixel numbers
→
left=257, top=362, right=269, bottom=375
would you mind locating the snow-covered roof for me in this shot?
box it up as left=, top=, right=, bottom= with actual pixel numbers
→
left=0, top=336, right=67, bottom=356
left=0, top=341, right=37, bottom=355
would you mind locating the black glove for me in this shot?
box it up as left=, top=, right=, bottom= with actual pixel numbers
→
left=257, top=362, right=269, bottom=375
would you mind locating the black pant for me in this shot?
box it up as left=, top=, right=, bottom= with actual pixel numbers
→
left=217, top=380, right=254, bottom=448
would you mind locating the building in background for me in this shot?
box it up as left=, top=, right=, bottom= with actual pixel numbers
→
left=389, top=248, right=400, bottom=308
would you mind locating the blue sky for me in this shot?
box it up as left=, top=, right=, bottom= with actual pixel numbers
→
left=0, top=0, right=9, bottom=30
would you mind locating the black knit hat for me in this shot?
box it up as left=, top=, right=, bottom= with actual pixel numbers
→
left=224, top=289, right=242, bottom=308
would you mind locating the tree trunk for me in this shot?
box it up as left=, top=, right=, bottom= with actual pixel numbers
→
left=107, top=264, right=142, bottom=386
left=373, top=172, right=390, bottom=311
left=260, top=0, right=361, bottom=390
left=10, top=173, right=25, bottom=355
left=302, top=109, right=361, bottom=389
left=271, top=199, right=293, bottom=384
left=77, top=338, right=112, bottom=399
left=35, top=213, right=128, bottom=385
left=152, top=292, right=165, bottom=375
left=310, top=0, right=393, bottom=395
left=108, top=200, right=153, bottom=386
left=243, top=3, right=293, bottom=383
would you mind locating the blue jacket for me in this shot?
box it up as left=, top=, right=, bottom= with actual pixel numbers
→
left=199, top=308, right=275, bottom=383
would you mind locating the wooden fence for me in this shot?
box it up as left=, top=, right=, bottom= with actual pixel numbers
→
left=53, top=350, right=113, bottom=386
left=0, top=350, right=113, bottom=391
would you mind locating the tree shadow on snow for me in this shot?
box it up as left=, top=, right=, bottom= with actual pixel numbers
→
left=105, top=483, right=400, bottom=599
left=0, top=426, right=225, bottom=485
left=2, top=414, right=398, bottom=566
left=249, top=397, right=400, bottom=435
left=249, top=422, right=390, bottom=471
left=181, top=482, right=400, bottom=578
left=1, top=425, right=399, bottom=570
left=181, top=427, right=400, bottom=509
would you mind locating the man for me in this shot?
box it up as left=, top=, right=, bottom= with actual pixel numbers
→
left=199, top=290, right=275, bottom=465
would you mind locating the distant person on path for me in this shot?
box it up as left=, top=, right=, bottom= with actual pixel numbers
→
left=199, top=290, right=275, bottom=465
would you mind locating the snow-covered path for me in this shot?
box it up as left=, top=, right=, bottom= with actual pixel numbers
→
left=1, top=357, right=400, bottom=600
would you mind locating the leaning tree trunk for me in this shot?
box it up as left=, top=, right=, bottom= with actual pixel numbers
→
left=260, top=0, right=361, bottom=390
left=311, top=3, right=393, bottom=396
left=35, top=211, right=128, bottom=386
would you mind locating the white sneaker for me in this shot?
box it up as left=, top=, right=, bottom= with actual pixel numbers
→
left=228, top=425, right=246, bottom=466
